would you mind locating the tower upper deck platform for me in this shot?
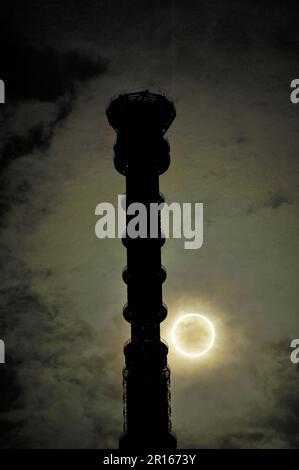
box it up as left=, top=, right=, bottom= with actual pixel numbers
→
left=106, top=90, right=176, bottom=135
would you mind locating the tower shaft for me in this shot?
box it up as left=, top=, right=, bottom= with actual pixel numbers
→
left=106, top=91, right=176, bottom=449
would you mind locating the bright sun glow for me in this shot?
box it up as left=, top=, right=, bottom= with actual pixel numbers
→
left=171, top=313, right=216, bottom=358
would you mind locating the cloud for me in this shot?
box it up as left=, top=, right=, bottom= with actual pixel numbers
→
left=266, top=191, right=292, bottom=209
left=0, top=29, right=108, bottom=220
left=0, top=248, right=121, bottom=448
left=0, top=27, right=115, bottom=447
left=0, top=24, right=108, bottom=103
left=215, top=343, right=299, bottom=449
left=248, top=190, right=293, bottom=215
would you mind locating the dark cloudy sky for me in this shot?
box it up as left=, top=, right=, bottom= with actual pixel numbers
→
left=0, top=0, right=299, bottom=449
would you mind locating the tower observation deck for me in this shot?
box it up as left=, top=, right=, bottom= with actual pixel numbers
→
left=106, top=90, right=177, bottom=449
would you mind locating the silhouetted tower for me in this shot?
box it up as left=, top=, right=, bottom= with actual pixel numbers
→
left=106, top=91, right=177, bottom=449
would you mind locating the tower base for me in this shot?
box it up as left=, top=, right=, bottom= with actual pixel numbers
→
left=119, top=431, right=177, bottom=450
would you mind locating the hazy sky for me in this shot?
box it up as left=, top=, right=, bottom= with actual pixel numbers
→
left=0, top=0, right=298, bottom=448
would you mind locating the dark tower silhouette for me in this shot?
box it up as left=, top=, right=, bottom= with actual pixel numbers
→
left=106, top=90, right=177, bottom=449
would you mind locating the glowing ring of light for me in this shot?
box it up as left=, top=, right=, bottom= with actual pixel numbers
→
left=171, top=313, right=216, bottom=358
